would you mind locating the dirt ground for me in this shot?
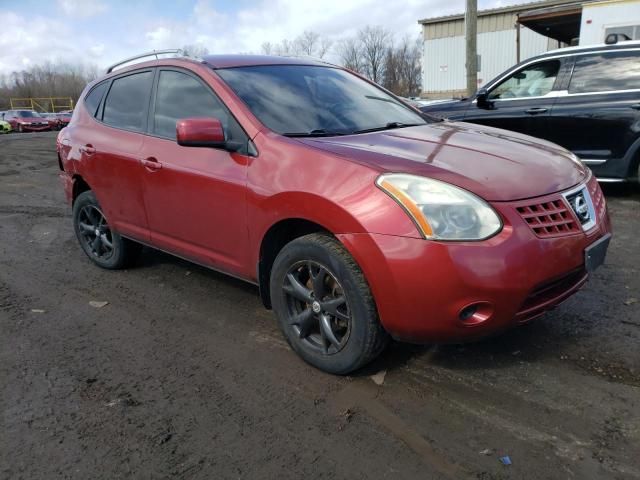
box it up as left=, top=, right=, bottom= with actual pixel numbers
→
left=1, top=132, right=639, bottom=480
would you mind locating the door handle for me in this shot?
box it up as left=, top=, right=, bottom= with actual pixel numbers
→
left=630, top=103, right=640, bottom=110
left=141, top=157, right=162, bottom=172
left=80, top=144, right=96, bottom=155
left=525, top=108, right=548, bottom=115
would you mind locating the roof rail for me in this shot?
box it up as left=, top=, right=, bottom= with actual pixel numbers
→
left=106, top=49, right=185, bottom=74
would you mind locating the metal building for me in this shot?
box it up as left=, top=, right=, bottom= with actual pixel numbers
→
left=418, top=0, right=572, bottom=98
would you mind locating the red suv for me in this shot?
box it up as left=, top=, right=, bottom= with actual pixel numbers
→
left=57, top=53, right=612, bottom=374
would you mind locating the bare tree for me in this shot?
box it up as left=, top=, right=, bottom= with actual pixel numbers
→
left=295, top=30, right=320, bottom=56
left=261, top=42, right=274, bottom=55
left=317, top=37, right=333, bottom=59
left=359, top=26, right=390, bottom=83
left=274, top=38, right=296, bottom=56
left=383, top=36, right=422, bottom=97
left=181, top=44, right=209, bottom=58
left=337, top=37, right=364, bottom=74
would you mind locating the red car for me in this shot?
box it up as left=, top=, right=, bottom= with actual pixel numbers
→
left=42, top=112, right=72, bottom=130
left=57, top=112, right=72, bottom=129
left=42, top=113, right=62, bottom=130
left=3, top=110, right=50, bottom=132
left=57, top=53, right=612, bottom=374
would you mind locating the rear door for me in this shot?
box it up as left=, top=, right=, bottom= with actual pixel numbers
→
left=463, top=58, right=564, bottom=140
left=80, top=70, right=154, bottom=242
left=139, top=68, right=251, bottom=278
left=547, top=50, right=640, bottom=178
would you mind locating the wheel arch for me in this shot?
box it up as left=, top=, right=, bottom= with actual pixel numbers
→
left=71, top=175, right=91, bottom=205
left=257, top=218, right=333, bottom=309
left=623, top=136, right=640, bottom=181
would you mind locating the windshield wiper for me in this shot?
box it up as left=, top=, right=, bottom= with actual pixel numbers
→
left=350, top=122, right=424, bottom=135
left=282, top=129, right=349, bottom=138
left=365, top=95, right=398, bottom=104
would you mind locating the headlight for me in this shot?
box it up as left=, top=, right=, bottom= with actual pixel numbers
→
left=376, top=173, right=502, bottom=240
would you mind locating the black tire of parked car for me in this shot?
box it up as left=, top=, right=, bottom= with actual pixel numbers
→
left=72, top=190, right=141, bottom=269
left=270, top=233, right=388, bottom=374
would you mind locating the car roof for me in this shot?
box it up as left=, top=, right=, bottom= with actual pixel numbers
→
left=202, top=54, right=332, bottom=69
left=530, top=40, right=640, bottom=62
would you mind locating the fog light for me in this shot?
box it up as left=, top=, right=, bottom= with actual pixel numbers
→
left=458, top=302, right=493, bottom=327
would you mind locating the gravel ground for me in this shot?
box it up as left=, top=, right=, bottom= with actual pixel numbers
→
left=1, top=132, right=639, bottom=479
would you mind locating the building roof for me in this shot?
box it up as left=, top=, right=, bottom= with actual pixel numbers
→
left=417, top=0, right=581, bottom=25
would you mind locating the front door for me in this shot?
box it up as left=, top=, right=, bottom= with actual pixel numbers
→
left=464, top=58, right=563, bottom=140
left=139, top=68, right=251, bottom=278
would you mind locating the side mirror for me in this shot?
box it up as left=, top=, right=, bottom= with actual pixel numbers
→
left=475, top=88, right=491, bottom=109
left=176, top=117, right=241, bottom=151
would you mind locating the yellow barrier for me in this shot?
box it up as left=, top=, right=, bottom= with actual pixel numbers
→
left=9, top=97, right=74, bottom=112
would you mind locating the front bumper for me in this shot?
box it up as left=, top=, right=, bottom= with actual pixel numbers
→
left=338, top=177, right=612, bottom=343
left=21, top=123, right=50, bottom=132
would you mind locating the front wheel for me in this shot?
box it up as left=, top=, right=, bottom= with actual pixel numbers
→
left=72, top=191, right=141, bottom=269
left=270, top=233, right=388, bottom=374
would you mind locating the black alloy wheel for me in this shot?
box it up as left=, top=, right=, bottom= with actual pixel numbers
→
left=77, top=204, right=115, bottom=262
left=270, top=233, right=388, bottom=374
left=72, top=190, right=141, bottom=269
left=282, top=260, right=352, bottom=355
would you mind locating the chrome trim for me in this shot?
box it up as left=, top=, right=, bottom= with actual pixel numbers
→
left=581, top=159, right=608, bottom=165
left=481, top=47, right=640, bottom=99
left=106, top=49, right=184, bottom=74
left=596, top=177, right=625, bottom=183
left=562, top=183, right=596, bottom=232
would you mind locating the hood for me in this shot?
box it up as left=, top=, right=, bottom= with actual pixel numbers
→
left=298, top=122, right=587, bottom=202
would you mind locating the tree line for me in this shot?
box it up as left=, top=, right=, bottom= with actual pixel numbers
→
left=0, top=62, right=99, bottom=111
left=263, top=26, right=422, bottom=98
left=0, top=27, right=421, bottom=111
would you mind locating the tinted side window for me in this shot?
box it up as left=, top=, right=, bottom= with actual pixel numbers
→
left=102, top=71, right=153, bottom=132
left=153, top=70, right=232, bottom=140
left=84, top=82, right=109, bottom=117
left=489, top=60, right=560, bottom=99
left=569, top=52, right=640, bottom=94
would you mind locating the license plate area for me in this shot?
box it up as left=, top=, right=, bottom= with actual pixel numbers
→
left=585, top=233, right=611, bottom=272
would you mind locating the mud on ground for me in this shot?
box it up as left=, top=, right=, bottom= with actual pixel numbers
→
left=1, top=132, right=639, bottom=479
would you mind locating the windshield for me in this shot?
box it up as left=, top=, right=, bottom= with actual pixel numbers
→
left=216, top=65, right=427, bottom=136
left=17, top=111, right=41, bottom=118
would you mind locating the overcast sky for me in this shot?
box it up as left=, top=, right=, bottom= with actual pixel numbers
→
left=0, top=0, right=514, bottom=75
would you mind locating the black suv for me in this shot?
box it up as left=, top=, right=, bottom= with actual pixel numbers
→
left=420, top=41, right=640, bottom=183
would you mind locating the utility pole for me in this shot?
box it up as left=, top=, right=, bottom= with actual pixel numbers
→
left=465, top=0, right=478, bottom=97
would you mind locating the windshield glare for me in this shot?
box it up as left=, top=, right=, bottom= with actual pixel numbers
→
left=217, top=65, right=426, bottom=136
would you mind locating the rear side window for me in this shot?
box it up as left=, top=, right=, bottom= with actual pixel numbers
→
left=102, top=71, right=153, bottom=132
left=153, top=70, right=232, bottom=139
left=569, top=52, right=640, bottom=94
left=84, top=82, right=108, bottom=117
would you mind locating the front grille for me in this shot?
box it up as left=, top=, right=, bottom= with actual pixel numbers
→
left=515, top=199, right=581, bottom=238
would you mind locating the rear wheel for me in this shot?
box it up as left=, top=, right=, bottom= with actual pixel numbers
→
left=270, top=233, right=388, bottom=374
left=72, top=191, right=141, bottom=269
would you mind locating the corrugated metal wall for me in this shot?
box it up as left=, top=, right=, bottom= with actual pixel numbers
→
left=422, top=26, right=553, bottom=95
left=423, top=12, right=521, bottom=40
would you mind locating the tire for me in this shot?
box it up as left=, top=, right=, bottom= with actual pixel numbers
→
left=72, top=190, right=141, bottom=269
left=270, top=233, right=388, bottom=374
